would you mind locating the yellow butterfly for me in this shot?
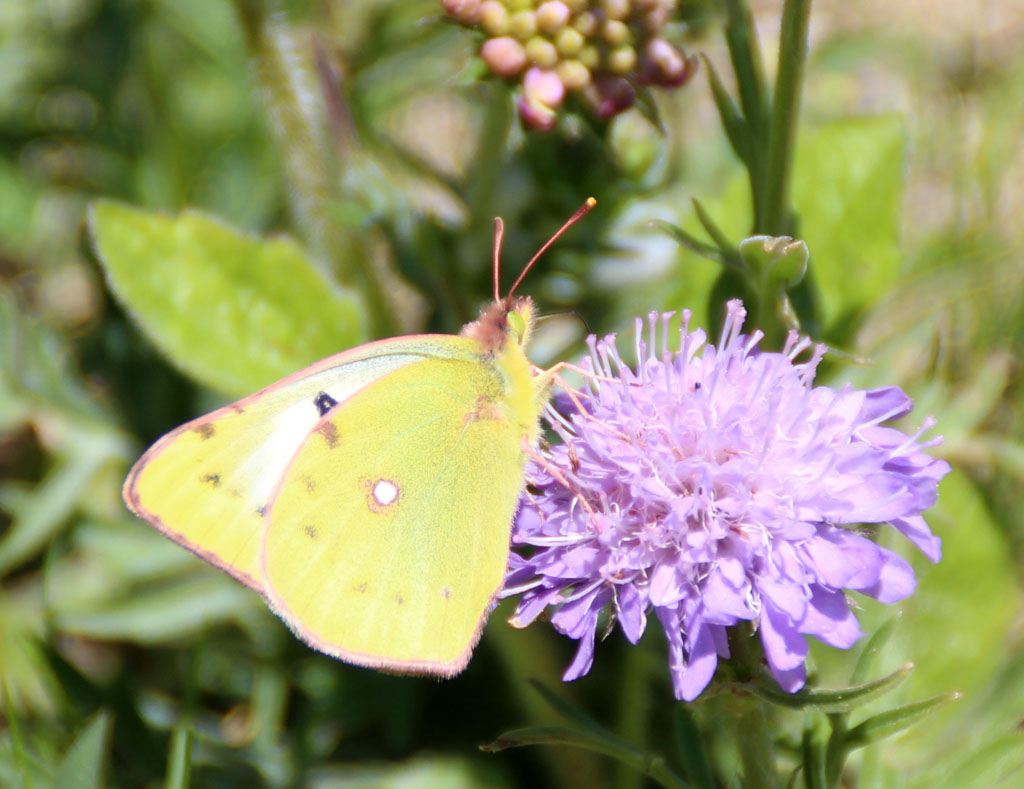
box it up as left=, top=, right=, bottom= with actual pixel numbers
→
left=123, top=199, right=595, bottom=676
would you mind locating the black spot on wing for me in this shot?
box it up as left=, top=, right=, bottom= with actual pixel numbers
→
left=200, top=473, right=221, bottom=487
left=314, top=391, right=338, bottom=417
left=193, top=423, right=215, bottom=440
left=303, top=524, right=318, bottom=540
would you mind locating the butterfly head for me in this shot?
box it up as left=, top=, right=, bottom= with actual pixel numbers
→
left=464, top=197, right=594, bottom=357
left=461, top=296, right=534, bottom=356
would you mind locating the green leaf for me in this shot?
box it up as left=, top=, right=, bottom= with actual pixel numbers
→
left=88, top=200, right=367, bottom=397
left=741, top=663, right=912, bottom=713
left=701, top=54, right=754, bottom=167
left=673, top=706, right=715, bottom=789
left=790, top=116, right=906, bottom=333
left=844, top=693, right=960, bottom=750
left=899, top=472, right=1018, bottom=702
left=482, top=725, right=688, bottom=789
left=849, top=614, right=900, bottom=687
left=0, top=445, right=116, bottom=576
left=52, top=571, right=264, bottom=644
left=653, top=220, right=727, bottom=265
left=53, top=711, right=113, bottom=789
left=933, top=733, right=1024, bottom=789
left=527, top=679, right=608, bottom=736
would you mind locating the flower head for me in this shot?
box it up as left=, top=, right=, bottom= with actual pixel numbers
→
left=442, top=0, right=697, bottom=129
left=503, top=301, right=950, bottom=700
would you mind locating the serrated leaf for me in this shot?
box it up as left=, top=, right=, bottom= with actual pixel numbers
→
left=89, top=200, right=367, bottom=397
left=53, top=710, right=112, bottom=789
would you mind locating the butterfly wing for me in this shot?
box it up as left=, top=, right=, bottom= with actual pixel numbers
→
left=262, top=345, right=534, bottom=675
left=123, top=336, right=475, bottom=590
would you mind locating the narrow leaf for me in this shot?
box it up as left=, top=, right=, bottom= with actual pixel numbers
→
left=482, top=726, right=688, bottom=789
left=700, top=54, right=753, bottom=166
left=673, top=705, right=715, bottom=789
left=652, top=220, right=727, bottom=264
left=528, top=679, right=614, bottom=736
left=849, top=615, right=899, bottom=687
left=53, top=711, right=112, bottom=789
left=691, top=199, right=739, bottom=259
left=844, top=693, right=961, bottom=750
left=741, top=663, right=912, bottom=712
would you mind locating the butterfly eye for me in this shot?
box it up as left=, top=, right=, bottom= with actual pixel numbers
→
left=507, top=310, right=527, bottom=344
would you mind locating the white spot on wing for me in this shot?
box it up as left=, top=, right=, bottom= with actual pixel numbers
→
left=373, top=479, right=399, bottom=506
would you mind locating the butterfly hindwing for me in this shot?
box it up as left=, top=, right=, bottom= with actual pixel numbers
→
left=262, top=346, right=528, bottom=675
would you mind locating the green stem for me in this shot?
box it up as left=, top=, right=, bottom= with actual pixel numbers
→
left=615, top=644, right=650, bottom=789
left=233, top=0, right=336, bottom=273
left=232, top=0, right=398, bottom=335
left=763, top=0, right=813, bottom=235
left=725, top=625, right=779, bottom=789
left=723, top=0, right=770, bottom=229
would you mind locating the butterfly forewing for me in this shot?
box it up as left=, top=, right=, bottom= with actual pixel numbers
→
left=262, top=346, right=528, bottom=675
left=124, top=337, right=475, bottom=589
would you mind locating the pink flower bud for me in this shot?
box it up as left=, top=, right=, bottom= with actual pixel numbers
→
left=523, top=66, right=566, bottom=109
left=518, top=95, right=558, bottom=131
left=481, top=36, right=528, bottom=77
left=440, top=0, right=481, bottom=25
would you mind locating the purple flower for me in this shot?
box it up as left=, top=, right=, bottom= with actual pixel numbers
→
left=503, top=301, right=950, bottom=701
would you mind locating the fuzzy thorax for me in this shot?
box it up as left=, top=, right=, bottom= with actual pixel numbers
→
left=460, top=296, right=535, bottom=356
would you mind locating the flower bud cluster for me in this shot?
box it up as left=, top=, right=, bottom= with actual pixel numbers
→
left=441, top=0, right=696, bottom=130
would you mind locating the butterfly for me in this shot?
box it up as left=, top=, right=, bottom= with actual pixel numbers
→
left=122, top=198, right=595, bottom=676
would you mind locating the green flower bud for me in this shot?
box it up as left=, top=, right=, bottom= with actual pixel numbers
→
left=608, top=45, right=637, bottom=74
left=525, top=36, right=559, bottom=68
left=479, top=1, right=509, bottom=35
left=509, top=10, right=537, bottom=40
left=555, top=26, right=584, bottom=56
left=578, top=43, right=600, bottom=69
left=601, top=0, right=631, bottom=21
left=572, top=11, right=598, bottom=36
left=556, top=58, right=591, bottom=89
left=602, top=19, right=631, bottom=46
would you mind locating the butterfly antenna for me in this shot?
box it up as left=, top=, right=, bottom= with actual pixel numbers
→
left=492, top=217, right=505, bottom=304
left=505, top=197, right=597, bottom=303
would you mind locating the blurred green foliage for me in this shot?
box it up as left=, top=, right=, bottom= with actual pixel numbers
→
left=2, top=0, right=1023, bottom=786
